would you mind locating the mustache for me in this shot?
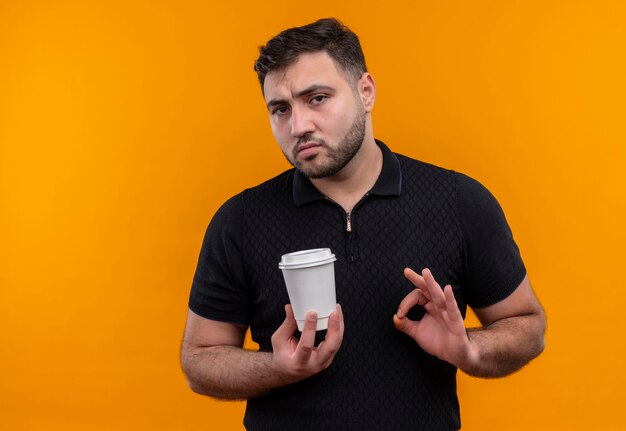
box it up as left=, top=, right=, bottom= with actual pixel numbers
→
left=293, top=134, right=326, bottom=157
left=296, top=134, right=324, bottom=147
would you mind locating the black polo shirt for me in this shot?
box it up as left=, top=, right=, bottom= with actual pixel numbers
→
left=190, top=140, right=526, bottom=431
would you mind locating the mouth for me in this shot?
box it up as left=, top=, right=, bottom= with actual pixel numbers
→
left=294, top=141, right=323, bottom=161
left=296, top=141, right=322, bottom=153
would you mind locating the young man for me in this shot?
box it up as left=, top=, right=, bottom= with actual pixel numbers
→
left=181, top=18, right=546, bottom=430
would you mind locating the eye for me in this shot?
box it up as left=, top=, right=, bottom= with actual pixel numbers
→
left=310, top=95, right=327, bottom=105
left=272, top=105, right=290, bottom=115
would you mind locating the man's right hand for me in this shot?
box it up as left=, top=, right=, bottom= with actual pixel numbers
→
left=270, top=304, right=344, bottom=383
left=181, top=304, right=343, bottom=400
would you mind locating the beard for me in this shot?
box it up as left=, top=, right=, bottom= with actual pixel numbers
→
left=288, top=109, right=366, bottom=179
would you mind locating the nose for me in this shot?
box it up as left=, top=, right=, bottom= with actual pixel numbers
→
left=290, top=105, right=315, bottom=138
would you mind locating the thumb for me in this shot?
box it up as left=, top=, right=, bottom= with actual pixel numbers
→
left=272, top=304, right=298, bottom=345
left=393, top=314, right=417, bottom=337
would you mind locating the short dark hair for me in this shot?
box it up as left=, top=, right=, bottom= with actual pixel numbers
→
left=254, top=18, right=367, bottom=90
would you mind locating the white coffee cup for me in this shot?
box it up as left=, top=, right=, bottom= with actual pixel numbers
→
left=278, top=248, right=337, bottom=331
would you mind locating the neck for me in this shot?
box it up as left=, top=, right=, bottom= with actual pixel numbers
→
left=311, top=136, right=382, bottom=213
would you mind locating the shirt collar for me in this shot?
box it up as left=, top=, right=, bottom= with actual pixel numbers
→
left=292, top=139, right=402, bottom=207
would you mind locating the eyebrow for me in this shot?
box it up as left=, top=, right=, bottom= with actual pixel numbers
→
left=266, top=84, right=336, bottom=110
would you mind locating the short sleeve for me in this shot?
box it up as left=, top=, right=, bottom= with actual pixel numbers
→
left=188, top=193, right=252, bottom=324
left=456, top=173, right=527, bottom=308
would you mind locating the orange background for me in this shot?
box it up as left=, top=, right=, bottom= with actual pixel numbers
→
left=1, top=1, right=625, bottom=430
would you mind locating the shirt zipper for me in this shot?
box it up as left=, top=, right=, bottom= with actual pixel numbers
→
left=323, top=192, right=371, bottom=262
left=324, top=192, right=370, bottom=232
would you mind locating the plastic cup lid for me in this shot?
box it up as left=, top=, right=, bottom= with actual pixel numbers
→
left=278, top=248, right=336, bottom=269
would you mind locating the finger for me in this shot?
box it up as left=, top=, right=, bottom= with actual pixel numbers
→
left=271, top=304, right=298, bottom=348
left=404, top=267, right=425, bottom=288
left=403, top=267, right=433, bottom=301
left=318, top=304, right=344, bottom=358
left=443, top=285, right=463, bottom=323
left=294, top=311, right=318, bottom=363
left=396, top=288, right=429, bottom=318
left=393, top=313, right=419, bottom=339
left=421, top=268, right=446, bottom=308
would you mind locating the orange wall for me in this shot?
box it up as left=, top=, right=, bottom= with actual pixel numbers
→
left=1, top=1, right=625, bottom=430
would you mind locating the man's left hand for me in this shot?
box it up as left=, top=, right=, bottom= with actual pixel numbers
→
left=393, top=267, right=479, bottom=371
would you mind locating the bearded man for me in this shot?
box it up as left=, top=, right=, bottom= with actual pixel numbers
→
left=181, top=18, right=546, bottom=431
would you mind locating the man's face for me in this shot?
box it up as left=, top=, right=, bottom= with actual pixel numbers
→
left=263, top=51, right=366, bottom=179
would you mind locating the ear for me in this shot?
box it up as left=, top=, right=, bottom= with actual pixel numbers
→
left=357, top=72, right=376, bottom=113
